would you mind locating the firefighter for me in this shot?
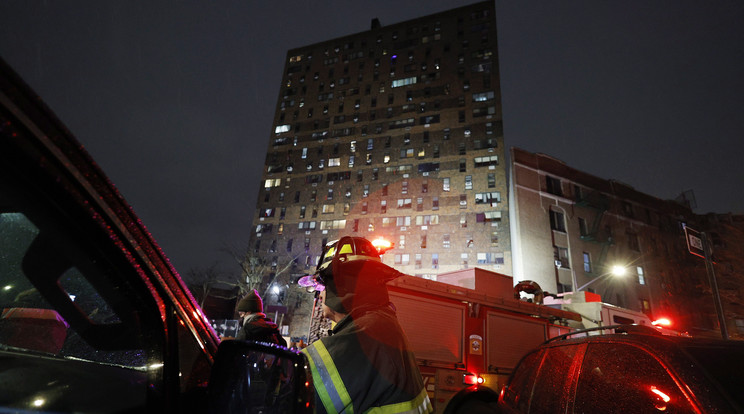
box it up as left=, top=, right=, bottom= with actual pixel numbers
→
left=300, top=237, right=433, bottom=413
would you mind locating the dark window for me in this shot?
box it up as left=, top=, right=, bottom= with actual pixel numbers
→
left=501, top=350, right=545, bottom=411
left=574, top=343, right=696, bottom=413
left=546, top=176, right=563, bottom=196
left=529, top=345, right=580, bottom=412
left=550, top=210, right=566, bottom=232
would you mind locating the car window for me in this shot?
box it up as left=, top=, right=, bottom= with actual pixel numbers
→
left=0, top=171, right=163, bottom=412
left=681, top=344, right=744, bottom=410
left=573, top=342, right=696, bottom=413
left=501, top=349, right=544, bottom=412
left=529, top=344, right=580, bottom=413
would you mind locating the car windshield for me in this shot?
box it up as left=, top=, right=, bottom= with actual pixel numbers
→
left=681, top=343, right=744, bottom=408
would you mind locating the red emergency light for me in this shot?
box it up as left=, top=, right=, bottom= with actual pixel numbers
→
left=462, top=372, right=484, bottom=386
left=652, top=318, right=672, bottom=327
left=371, top=237, right=394, bottom=254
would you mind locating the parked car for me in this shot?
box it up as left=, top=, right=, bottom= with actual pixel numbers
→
left=0, top=57, right=311, bottom=412
left=497, top=325, right=744, bottom=413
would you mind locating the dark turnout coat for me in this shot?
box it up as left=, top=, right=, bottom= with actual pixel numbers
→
left=302, top=305, right=432, bottom=413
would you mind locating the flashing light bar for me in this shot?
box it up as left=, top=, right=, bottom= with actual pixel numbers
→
left=371, top=238, right=394, bottom=254
left=652, top=318, right=672, bottom=327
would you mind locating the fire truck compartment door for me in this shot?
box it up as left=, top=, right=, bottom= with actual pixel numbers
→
left=486, top=311, right=547, bottom=371
left=389, top=291, right=464, bottom=365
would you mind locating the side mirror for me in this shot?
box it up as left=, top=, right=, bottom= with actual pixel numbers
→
left=207, top=340, right=314, bottom=413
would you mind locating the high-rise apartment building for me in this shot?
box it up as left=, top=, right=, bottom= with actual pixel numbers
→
left=250, top=1, right=509, bottom=294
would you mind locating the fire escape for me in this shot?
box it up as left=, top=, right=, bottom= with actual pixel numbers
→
left=575, top=190, right=614, bottom=270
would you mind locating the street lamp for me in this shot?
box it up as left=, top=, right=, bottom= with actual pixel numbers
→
left=576, top=265, right=626, bottom=291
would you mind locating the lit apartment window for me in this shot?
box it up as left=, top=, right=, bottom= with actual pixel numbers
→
left=443, top=178, right=450, bottom=192
left=432, top=254, right=439, bottom=269
left=583, top=252, right=592, bottom=273
left=399, top=236, right=406, bottom=249
left=264, top=178, right=281, bottom=188
left=475, top=192, right=500, bottom=206
left=472, top=90, right=495, bottom=102
left=397, top=199, right=412, bottom=209
left=415, top=215, right=439, bottom=225
left=299, top=206, right=306, bottom=219
left=465, top=175, right=473, bottom=190
left=637, top=266, right=645, bottom=285
left=461, top=253, right=469, bottom=268
left=554, top=246, right=570, bottom=269
left=474, top=155, right=498, bottom=168
left=401, top=148, right=415, bottom=158
left=392, top=76, right=417, bottom=88
left=380, top=200, right=387, bottom=214
left=443, top=234, right=450, bottom=248
left=301, top=147, right=308, bottom=159
left=460, top=194, right=467, bottom=208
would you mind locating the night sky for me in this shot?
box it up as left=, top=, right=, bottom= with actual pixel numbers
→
left=1, top=1, right=742, bottom=277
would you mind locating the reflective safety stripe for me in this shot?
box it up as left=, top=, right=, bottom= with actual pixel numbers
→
left=303, top=342, right=354, bottom=414
left=364, top=388, right=433, bottom=414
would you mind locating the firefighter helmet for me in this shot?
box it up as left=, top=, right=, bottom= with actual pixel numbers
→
left=298, top=236, right=402, bottom=313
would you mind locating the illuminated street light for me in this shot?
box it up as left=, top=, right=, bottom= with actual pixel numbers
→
left=576, top=265, right=627, bottom=291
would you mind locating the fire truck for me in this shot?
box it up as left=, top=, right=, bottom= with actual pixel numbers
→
left=301, top=237, right=676, bottom=413
left=301, top=236, right=584, bottom=413
left=385, top=268, right=581, bottom=413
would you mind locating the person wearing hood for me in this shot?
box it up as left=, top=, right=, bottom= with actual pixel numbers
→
left=299, top=236, right=433, bottom=414
left=234, top=289, right=286, bottom=347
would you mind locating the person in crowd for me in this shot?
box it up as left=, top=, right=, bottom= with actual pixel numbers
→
left=234, top=289, right=286, bottom=347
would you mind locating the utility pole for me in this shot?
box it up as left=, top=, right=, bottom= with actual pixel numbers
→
left=686, top=226, right=728, bottom=339
left=702, top=232, right=728, bottom=340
